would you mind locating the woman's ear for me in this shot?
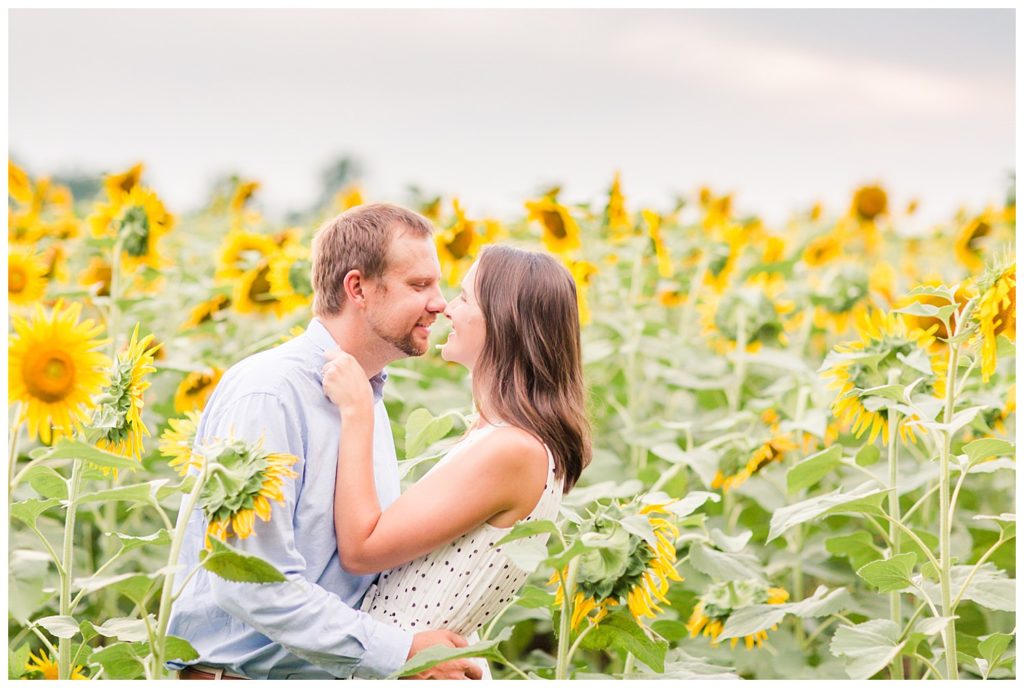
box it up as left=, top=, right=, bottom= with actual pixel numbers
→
left=342, top=269, right=366, bottom=309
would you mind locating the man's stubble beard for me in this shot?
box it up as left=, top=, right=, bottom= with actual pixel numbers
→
left=368, top=315, right=428, bottom=358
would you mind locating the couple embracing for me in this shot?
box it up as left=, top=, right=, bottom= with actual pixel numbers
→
left=167, top=203, right=592, bottom=679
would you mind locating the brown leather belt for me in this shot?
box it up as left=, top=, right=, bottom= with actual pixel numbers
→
left=178, top=665, right=248, bottom=680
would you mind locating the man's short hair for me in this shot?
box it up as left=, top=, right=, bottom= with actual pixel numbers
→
left=311, top=203, right=435, bottom=317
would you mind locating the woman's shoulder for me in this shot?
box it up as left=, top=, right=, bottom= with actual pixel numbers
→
left=463, top=423, right=549, bottom=477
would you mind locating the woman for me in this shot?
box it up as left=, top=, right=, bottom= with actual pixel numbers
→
left=322, top=245, right=591, bottom=664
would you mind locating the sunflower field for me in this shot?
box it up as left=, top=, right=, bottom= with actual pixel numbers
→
left=7, top=160, right=1016, bottom=680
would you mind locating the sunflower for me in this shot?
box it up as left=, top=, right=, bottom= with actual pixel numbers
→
left=972, top=261, right=1016, bottom=382
left=605, top=171, right=632, bottom=240
left=9, top=160, right=33, bottom=204
left=181, top=293, right=232, bottom=330
left=267, top=249, right=312, bottom=310
left=954, top=215, right=991, bottom=272
left=234, top=261, right=305, bottom=318
left=8, top=207, right=44, bottom=244
left=895, top=278, right=971, bottom=341
left=419, top=195, right=443, bottom=223
left=657, top=281, right=686, bottom=308
left=199, top=436, right=299, bottom=546
left=272, top=226, right=303, bottom=250
left=229, top=180, right=260, bottom=215
left=8, top=247, right=48, bottom=306
left=39, top=242, right=70, bottom=284
left=820, top=309, right=946, bottom=445
left=173, top=368, right=224, bottom=414
left=698, top=285, right=794, bottom=355
left=23, top=647, right=88, bottom=680
left=9, top=300, right=110, bottom=444
left=702, top=224, right=747, bottom=293
left=712, top=432, right=799, bottom=492
left=686, top=581, right=789, bottom=650
left=868, top=260, right=897, bottom=305
left=160, top=411, right=203, bottom=477
left=850, top=184, right=888, bottom=222
left=564, top=258, right=598, bottom=326
left=801, top=232, right=843, bottom=267
left=103, top=162, right=144, bottom=198
left=700, top=189, right=733, bottom=230
left=93, top=325, right=160, bottom=461
left=215, top=229, right=279, bottom=281
left=808, top=264, right=871, bottom=335
left=642, top=209, right=673, bottom=278
left=78, top=256, right=113, bottom=296
left=525, top=196, right=581, bottom=256
left=548, top=500, right=682, bottom=629
left=88, top=185, right=174, bottom=271
left=336, top=185, right=365, bottom=211
left=436, top=199, right=484, bottom=286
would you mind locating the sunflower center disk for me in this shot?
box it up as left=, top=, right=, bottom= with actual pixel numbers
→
left=542, top=210, right=567, bottom=239
left=9, top=266, right=27, bottom=292
left=25, top=349, right=77, bottom=402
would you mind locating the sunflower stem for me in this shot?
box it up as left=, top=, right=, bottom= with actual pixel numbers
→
left=151, top=462, right=208, bottom=678
left=622, top=652, right=636, bottom=677
left=729, top=303, right=748, bottom=415
left=98, top=232, right=127, bottom=622
left=680, top=254, right=708, bottom=326
left=626, top=243, right=646, bottom=472
left=938, top=342, right=961, bottom=679
left=57, top=459, right=84, bottom=680
left=885, top=370, right=903, bottom=679
left=8, top=403, right=22, bottom=491
left=555, top=559, right=580, bottom=681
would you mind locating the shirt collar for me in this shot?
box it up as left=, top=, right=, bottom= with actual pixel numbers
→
left=306, top=318, right=389, bottom=402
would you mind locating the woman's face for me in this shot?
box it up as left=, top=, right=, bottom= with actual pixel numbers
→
left=440, top=262, right=486, bottom=368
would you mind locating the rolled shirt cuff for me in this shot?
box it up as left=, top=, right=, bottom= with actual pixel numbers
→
left=353, top=620, right=414, bottom=679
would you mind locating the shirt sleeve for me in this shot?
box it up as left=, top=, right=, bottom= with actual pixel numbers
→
left=200, top=391, right=413, bottom=679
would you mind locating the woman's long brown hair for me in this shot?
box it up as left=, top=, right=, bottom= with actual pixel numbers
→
left=472, top=245, right=591, bottom=492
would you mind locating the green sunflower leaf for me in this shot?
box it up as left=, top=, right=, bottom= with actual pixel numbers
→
left=10, top=498, right=61, bottom=528
left=767, top=483, right=889, bottom=543
left=787, top=444, right=842, bottom=493
left=87, top=641, right=146, bottom=680
left=826, top=531, right=882, bottom=570
left=34, top=614, right=80, bottom=638
left=199, top=536, right=287, bottom=583
left=856, top=553, right=917, bottom=592
left=22, top=465, right=67, bottom=499
left=962, top=438, right=1015, bottom=466
left=493, top=519, right=561, bottom=547
left=388, top=626, right=512, bottom=678
left=28, top=438, right=137, bottom=470
left=404, top=408, right=455, bottom=458
left=9, top=642, right=31, bottom=679
left=688, top=542, right=765, bottom=582
left=580, top=610, right=668, bottom=673
left=829, top=619, right=905, bottom=680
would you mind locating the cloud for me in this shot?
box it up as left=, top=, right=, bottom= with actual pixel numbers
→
left=610, top=15, right=1002, bottom=116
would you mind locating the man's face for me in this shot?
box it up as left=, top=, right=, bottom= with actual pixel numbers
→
left=362, top=230, right=446, bottom=358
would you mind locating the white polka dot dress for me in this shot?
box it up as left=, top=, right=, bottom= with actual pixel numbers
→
left=359, top=421, right=563, bottom=637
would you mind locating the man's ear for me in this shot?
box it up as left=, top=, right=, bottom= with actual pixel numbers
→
left=342, top=269, right=366, bottom=309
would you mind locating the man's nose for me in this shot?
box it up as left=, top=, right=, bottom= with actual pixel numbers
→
left=427, top=285, right=446, bottom=313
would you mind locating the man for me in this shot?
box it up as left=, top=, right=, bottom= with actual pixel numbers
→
left=167, top=203, right=482, bottom=679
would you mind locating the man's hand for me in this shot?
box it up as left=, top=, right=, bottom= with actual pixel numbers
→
left=405, top=629, right=483, bottom=680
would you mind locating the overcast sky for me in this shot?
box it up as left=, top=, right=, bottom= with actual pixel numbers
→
left=9, top=8, right=1015, bottom=229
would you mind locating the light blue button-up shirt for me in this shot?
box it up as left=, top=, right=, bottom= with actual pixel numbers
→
left=166, top=318, right=413, bottom=679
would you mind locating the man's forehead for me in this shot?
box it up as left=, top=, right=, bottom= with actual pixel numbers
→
left=384, top=231, right=440, bottom=276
